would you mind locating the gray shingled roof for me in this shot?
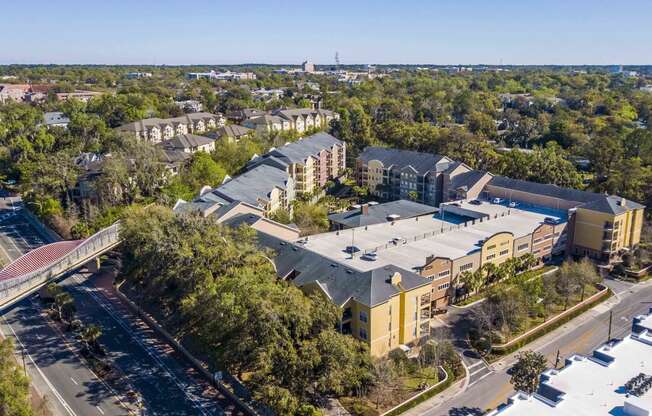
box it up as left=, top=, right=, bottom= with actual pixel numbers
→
left=257, top=233, right=431, bottom=307
left=450, top=170, right=491, bottom=191
left=267, top=132, right=342, bottom=164
left=213, top=124, right=252, bottom=138
left=358, top=147, right=452, bottom=175
left=489, top=176, right=645, bottom=214
left=328, top=200, right=437, bottom=228
left=43, top=111, right=70, bottom=126
left=158, top=134, right=214, bottom=150
left=210, top=164, right=291, bottom=207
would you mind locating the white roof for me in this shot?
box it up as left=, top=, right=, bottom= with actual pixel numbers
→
left=492, top=310, right=652, bottom=416
left=299, top=202, right=564, bottom=272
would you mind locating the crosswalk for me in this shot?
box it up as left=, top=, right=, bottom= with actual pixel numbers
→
left=466, top=358, right=493, bottom=386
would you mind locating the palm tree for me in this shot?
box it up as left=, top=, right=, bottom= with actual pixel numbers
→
left=81, top=325, right=102, bottom=353
left=53, top=292, right=74, bottom=322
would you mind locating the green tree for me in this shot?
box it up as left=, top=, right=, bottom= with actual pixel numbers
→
left=0, top=338, right=33, bottom=416
left=510, top=351, right=547, bottom=394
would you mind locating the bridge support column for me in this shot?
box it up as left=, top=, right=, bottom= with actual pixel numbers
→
left=84, top=257, right=101, bottom=273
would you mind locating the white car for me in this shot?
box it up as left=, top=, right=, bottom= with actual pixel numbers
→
left=492, top=198, right=504, bottom=204
left=508, top=201, right=517, bottom=208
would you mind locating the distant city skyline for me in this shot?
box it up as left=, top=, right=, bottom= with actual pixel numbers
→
left=2, top=0, right=651, bottom=65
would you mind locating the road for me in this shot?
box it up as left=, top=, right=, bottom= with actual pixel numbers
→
left=415, top=278, right=652, bottom=416
left=0, top=200, right=242, bottom=416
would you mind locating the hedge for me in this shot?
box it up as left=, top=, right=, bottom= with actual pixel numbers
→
left=489, top=287, right=613, bottom=359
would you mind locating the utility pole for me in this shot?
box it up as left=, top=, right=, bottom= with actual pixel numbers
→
left=607, top=310, right=613, bottom=342
left=554, top=349, right=561, bottom=369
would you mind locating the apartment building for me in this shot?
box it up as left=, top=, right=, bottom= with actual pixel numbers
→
left=247, top=132, right=346, bottom=194
left=259, top=232, right=433, bottom=357
left=356, top=147, right=456, bottom=206
left=299, top=199, right=569, bottom=310
left=116, top=112, right=226, bottom=143
left=485, top=177, right=645, bottom=263
left=0, top=84, right=30, bottom=103
left=157, top=134, right=215, bottom=154
left=186, top=70, right=256, bottom=81
left=174, top=132, right=344, bottom=216
left=194, top=164, right=296, bottom=214
left=242, top=108, right=339, bottom=134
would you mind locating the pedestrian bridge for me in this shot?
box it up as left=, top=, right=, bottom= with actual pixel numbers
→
left=0, top=223, right=121, bottom=311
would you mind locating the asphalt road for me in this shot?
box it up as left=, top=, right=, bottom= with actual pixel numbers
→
left=419, top=278, right=652, bottom=416
left=0, top=203, right=127, bottom=416
left=0, top=202, right=242, bottom=416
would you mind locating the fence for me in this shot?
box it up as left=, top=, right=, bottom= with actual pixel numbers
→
left=0, top=223, right=121, bottom=307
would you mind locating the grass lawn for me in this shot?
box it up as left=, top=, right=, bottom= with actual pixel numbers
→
left=402, top=367, right=439, bottom=390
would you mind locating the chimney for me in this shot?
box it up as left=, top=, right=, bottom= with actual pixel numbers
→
left=390, top=272, right=402, bottom=286
left=619, top=198, right=627, bottom=207
left=361, top=204, right=369, bottom=216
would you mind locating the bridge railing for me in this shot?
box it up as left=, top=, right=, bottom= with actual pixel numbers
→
left=0, top=222, right=121, bottom=303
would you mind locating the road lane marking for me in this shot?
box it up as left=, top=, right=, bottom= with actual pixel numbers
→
left=70, top=377, right=78, bottom=385
left=1, top=317, right=78, bottom=416
left=96, top=406, right=105, bottom=415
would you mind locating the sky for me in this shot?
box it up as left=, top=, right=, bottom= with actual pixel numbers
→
left=1, top=0, right=651, bottom=65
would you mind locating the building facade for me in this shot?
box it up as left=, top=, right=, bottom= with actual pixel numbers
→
left=116, top=113, right=226, bottom=143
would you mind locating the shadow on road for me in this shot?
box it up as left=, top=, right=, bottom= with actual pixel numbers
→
left=449, top=406, right=484, bottom=416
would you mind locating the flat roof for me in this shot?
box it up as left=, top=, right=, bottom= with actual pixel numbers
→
left=298, top=201, right=565, bottom=272
left=492, top=310, right=652, bottom=416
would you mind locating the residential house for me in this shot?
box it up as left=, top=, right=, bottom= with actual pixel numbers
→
left=174, top=100, right=203, bottom=113
left=157, top=134, right=215, bottom=154
left=115, top=112, right=225, bottom=143
left=43, top=112, right=70, bottom=129
left=226, top=108, right=267, bottom=123
left=242, top=108, right=339, bottom=134
left=242, top=114, right=287, bottom=134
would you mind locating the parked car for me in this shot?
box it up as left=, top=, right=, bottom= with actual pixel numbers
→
left=508, top=201, right=518, bottom=208
left=361, top=252, right=378, bottom=261
left=469, top=199, right=482, bottom=205
left=492, top=197, right=504, bottom=204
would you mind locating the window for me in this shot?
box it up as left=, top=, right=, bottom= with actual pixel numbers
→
left=388, top=321, right=392, bottom=331
left=533, top=238, right=542, bottom=244
left=501, top=241, right=510, bottom=246
left=359, top=311, right=368, bottom=323
left=460, top=262, right=474, bottom=272
left=413, top=327, right=417, bottom=337
left=486, top=254, right=496, bottom=260
left=499, top=249, right=509, bottom=256
left=517, top=243, right=529, bottom=251
left=359, top=328, right=367, bottom=340
left=343, top=307, right=352, bottom=321
left=438, top=282, right=450, bottom=290
left=486, top=244, right=496, bottom=250
left=438, top=270, right=451, bottom=278
left=544, top=234, right=553, bottom=240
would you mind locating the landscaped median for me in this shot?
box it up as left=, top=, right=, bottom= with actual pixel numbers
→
left=490, top=283, right=611, bottom=358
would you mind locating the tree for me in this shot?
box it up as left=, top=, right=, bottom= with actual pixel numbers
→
left=81, top=324, right=102, bottom=353
left=510, top=351, right=547, bottom=394
left=0, top=338, right=33, bottom=416
left=53, top=292, right=75, bottom=323
left=553, top=262, right=582, bottom=310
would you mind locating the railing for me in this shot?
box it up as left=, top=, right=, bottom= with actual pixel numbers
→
left=0, top=223, right=121, bottom=306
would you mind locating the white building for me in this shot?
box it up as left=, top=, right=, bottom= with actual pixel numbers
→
left=490, top=309, right=652, bottom=416
left=302, top=60, right=315, bottom=73
left=43, top=112, right=70, bottom=129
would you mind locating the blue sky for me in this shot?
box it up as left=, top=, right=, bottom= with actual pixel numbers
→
left=2, top=0, right=651, bottom=65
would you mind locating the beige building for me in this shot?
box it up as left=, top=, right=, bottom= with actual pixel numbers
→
left=242, top=108, right=339, bottom=134
left=116, top=113, right=226, bottom=143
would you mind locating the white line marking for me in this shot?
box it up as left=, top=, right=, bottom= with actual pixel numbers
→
left=70, top=377, right=78, bottom=385
left=2, top=317, right=77, bottom=416
left=96, top=405, right=105, bottom=415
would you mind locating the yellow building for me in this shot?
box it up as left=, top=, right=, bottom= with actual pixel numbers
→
left=572, top=197, right=645, bottom=262
left=260, top=234, right=433, bottom=357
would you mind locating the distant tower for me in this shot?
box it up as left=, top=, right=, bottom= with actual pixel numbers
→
left=335, top=51, right=341, bottom=71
